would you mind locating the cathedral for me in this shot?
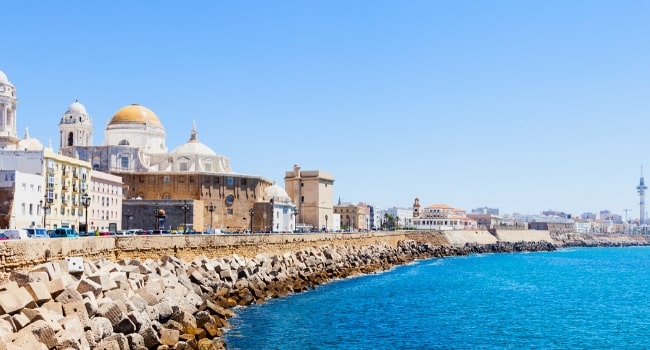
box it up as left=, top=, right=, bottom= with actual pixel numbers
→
left=59, top=102, right=296, bottom=232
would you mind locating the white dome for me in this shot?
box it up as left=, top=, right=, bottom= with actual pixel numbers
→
left=18, top=130, right=44, bottom=150
left=266, top=184, right=290, bottom=200
left=170, top=127, right=216, bottom=156
left=67, top=100, right=87, bottom=115
left=0, top=71, right=9, bottom=84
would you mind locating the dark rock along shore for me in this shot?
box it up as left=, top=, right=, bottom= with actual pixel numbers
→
left=0, top=235, right=648, bottom=349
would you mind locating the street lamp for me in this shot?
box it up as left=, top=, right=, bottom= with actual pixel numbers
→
left=180, top=200, right=190, bottom=233
left=81, top=193, right=91, bottom=235
left=249, top=208, right=254, bottom=233
left=153, top=204, right=160, bottom=230
left=124, top=210, right=133, bottom=230
left=325, top=214, right=328, bottom=232
left=39, top=195, right=51, bottom=228
left=205, top=202, right=216, bottom=232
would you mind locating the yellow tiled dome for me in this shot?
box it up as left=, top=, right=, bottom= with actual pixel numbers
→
left=108, top=104, right=162, bottom=127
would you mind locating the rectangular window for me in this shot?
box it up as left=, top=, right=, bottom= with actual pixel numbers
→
left=180, top=163, right=188, bottom=171
left=189, top=176, right=194, bottom=183
left=29, top=204, right=33, bottom=215
left=227, top=209, right=233, bottom=215
left=241, top=179, right=247, bottom=186
left=139, top=175, right=144, bottom=183
left=179, top=176, right=185, bottom=183
left=21, top=203, right=26, bottom=215
left=121, top=156, right=129, bottom=169
left=205, top=163, right=212, bottom=172
left=164, top=176, right=170, bottom=183
left=213, top=176, right=219, bottom=184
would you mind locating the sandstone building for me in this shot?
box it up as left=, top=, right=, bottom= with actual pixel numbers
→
left=59, top=102, right=279, bottom=232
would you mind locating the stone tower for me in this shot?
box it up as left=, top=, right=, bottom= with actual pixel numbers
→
left=413, top=197, right=421, bottom=218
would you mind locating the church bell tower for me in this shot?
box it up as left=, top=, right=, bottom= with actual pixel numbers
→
left=59, top=100, right=93, bottom=152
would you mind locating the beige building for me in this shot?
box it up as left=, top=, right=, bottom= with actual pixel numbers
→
left=284, top=164, right=334, bottom=231
left=43, top=148, right=92, bottom=231
left=333, top=203, right=366, bottom=231
left=412, top=199, right=477, bottom=230
left=60, top=102, right=274, bottom=232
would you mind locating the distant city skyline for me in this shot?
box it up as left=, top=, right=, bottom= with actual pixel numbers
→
left=3, top=1, right=649, bottom=216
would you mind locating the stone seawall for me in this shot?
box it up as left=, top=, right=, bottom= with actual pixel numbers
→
left=1, top=230, right=649, bottom=349
left=0, top=237, right=556, bottom=349
left=0, top=232, right=413, bottom=273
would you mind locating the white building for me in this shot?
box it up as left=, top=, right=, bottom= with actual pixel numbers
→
left=386, top=207, right=413, bottom=228
left=412, top=203, right=477, bottom=231
left=88, top=170, right=123, bottom=233
left=0, top=170, right=46, bottom=229
left=265, top=184, right=297, bottom=233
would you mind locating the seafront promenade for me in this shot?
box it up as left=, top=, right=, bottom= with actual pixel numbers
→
left=0, top=230, right=648, bottom=349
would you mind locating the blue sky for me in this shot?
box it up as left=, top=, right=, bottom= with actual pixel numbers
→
left=3, top=1, right=649, bottom=218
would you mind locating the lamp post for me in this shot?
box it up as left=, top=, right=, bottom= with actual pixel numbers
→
left=325, top=214, right=328, bottom=232
left=205, top=202, right=216, bottom=231
left=153, top=204, right=159, bottom=230
left=81, top=193, right=91, bottom=235
left=39, top=195, right=50, bottom=228
left=180, top=200, right=190, bottom=233
left=249, top=208, right=254, bottom=233
left=124, top=210, right=133, bottom=230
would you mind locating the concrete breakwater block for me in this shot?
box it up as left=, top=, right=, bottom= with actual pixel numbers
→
left=65, top=257, right=84, bottom=274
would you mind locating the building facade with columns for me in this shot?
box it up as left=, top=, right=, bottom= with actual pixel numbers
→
left=0, top=71, right=123, bottom=232
left=59, top=102, right=277, bottom=232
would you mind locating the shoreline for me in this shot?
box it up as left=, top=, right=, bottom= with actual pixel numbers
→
left=0, top=231, right=648, bottom=349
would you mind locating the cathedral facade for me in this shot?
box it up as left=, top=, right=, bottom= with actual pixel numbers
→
left=60, top=103, right=277, bottom=232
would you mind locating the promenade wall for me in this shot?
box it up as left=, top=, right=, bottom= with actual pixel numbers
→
left=0, top=229, right=555, bottom=273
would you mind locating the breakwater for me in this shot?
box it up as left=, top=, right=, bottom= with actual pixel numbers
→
left=0, top=230, right=648, bottom=349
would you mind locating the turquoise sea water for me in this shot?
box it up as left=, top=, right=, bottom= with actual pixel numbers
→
left=224, top=247, right=650, bottom=349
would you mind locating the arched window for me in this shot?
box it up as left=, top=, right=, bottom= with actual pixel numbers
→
left=67, top=132, right=74, bottom=146
left=118, top=139, right=129, bottom=145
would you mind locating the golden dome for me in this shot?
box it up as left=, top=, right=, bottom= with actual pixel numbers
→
left=108, top=104, right=162, bottom=127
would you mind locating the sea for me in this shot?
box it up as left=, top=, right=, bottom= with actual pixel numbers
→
left=224, top=246, right=650, bottom=350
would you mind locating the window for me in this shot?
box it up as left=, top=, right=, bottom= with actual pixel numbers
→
left=226, top=194, right=234, bottom=205
left=29, top=204, right=33, bottom=215
left=139, top=175, right=144, bottom=183
left=180, top=162, right=188, bottom=171
left=227, top=209, right=233, bottom=215
left=227, top=177, right=234, bottom=187
left=241, top=179, right=247, bottom=186
left=121, top=156, right=129, bottom=169
left=118, top=139, right=129, bottom=145
left=205, top=163, right=212, bottom=172
left=301, top=196, right=304, bottom=203
left=21, top=203, right=26, bottom=215
left=164, top=176, right=170, bottom=183
left=179, top=176, right=185, bottom=183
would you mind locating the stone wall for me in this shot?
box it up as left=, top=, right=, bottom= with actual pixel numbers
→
left=0, top=231, right=418, bottom=274
left=0, top=228, right=598, bottom=274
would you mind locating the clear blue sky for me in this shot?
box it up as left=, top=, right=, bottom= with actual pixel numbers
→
left=3, top=1, right=649, bottom=218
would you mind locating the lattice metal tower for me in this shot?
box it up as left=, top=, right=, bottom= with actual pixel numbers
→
left=638, top=166, right=647, bottom=225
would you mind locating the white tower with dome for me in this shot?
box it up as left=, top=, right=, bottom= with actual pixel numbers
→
left=59, top=100, right=93, bottom=149
left=0, top=71, right=19, bottom=149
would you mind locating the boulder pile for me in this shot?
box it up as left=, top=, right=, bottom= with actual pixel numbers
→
left=0, top=239, right=556, bottom=349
